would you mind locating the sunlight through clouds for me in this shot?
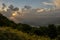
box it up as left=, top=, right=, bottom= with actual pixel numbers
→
left=12, top=12, right=17, bottom=17
left=54, top=0, right=60, bottom=9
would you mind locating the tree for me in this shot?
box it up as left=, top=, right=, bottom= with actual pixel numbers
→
left=17, top=23, right=32, bottom=33
left=57, top=25, right=60, bottom=35
left=47, top=24, right=57, bottom=39
left=39, top=26, right=48, bottom=36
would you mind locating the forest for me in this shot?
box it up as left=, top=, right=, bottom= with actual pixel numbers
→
left=0, top=13, right=60, bottom=40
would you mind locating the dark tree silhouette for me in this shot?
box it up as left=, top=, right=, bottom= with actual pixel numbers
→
left=57, top=25, right=60, bottom=35
left=48, top=24, right=57, bottom=39
left=17, top=23, right=32, bottom=33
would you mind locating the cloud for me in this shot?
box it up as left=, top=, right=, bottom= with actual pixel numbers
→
left=13, top=7, right=19, bottom=11
left=0, top=3, right=8, bottom=11
left=0, top=3, right=20, bottom=20
left=0, top=3, right=60, bottom=26
left=24, top=5, right=31, bottom=9
left=42, top=0, right=60, bottom=9
left=54, top=0, right=60, bottom=9
left=37, top=8, right=45, bottom=13
left=0, top=4, right=21, bottom=23
left=9, top=5, right=14, bottom=10
left=8, top=5, right=19, bottom=11
left=20, top=9, right=60, bottom=26
left=42, top=2, right=53, bottom=5
left=2, top=3, right=6, bottom=9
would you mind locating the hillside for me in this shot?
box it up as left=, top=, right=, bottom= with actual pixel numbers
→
left=0, top=13, right=16, bottom=27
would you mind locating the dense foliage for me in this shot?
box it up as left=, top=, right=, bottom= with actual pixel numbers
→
left=0, top=27, right=56, bottom=40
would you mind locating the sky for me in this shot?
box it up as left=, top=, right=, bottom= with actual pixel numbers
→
left=0, top=0, right=55, bottom=8
left=0, top=0, right=60, bottom=9
left=0, top=0, right=60, bottom=26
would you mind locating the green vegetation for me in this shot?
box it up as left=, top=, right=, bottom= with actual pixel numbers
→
left=0, top=13, right=60, bottom=40
left=0, top=27, right=53, bottom=40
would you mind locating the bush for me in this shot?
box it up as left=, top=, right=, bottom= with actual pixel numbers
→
left=0, top=27, right=26, bottom=40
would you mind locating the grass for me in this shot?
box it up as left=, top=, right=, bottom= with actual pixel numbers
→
left=0, top=27, right=57, bottom=40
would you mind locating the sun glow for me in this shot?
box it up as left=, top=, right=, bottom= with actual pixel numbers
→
left=12, top=12, right=17, bottom=17
left=54, top=0, right=60, bottom=9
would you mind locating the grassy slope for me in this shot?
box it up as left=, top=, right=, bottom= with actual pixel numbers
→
left=0, top=27, right=57, bottom=40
